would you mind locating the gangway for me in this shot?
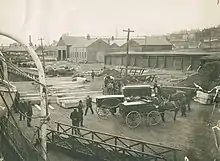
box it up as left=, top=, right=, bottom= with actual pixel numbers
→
left=38, top=122, right=183, bottom=161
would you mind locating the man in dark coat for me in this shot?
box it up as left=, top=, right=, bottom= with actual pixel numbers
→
left=78, top=100, right=84, bottom=127
left=26, top=100, right=33, bottom=127
left=91, top=69, right=95, bottom=81
left=70, top=108, right=80, bottom=134
left=85, top=96, right=94, bottom=116
left=18, top=99, right=26, bottom=121
left=13, top=91, right=20, bottom=113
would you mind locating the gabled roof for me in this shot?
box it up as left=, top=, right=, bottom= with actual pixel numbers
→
left=132, top=36, right=172, bottom=46
left=58, top=36, right=99, bottom=47
left=110, top=40, right=127, bottom=46
left=102, top=38, right=126, bottom=47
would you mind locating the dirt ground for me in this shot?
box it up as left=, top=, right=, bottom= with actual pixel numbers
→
left=11, top=62, right=220, bottom=160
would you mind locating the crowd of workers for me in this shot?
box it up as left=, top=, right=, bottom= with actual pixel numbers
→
left=13, top=91, right=33, bottom=127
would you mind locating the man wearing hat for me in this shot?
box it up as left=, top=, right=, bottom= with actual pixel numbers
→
left=26, top=100, right=33, bottom=127
left=18, top=99, right=26, bottom=121
left=85, top=95, right=94, bottom=116
left=78, top=100, right=84, bottom=126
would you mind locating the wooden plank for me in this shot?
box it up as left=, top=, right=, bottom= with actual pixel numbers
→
left=34, top=104, right=41, bottom=111
left=53, top=91, right=102, bottom=97
left=48, top=104, right=55, bottom=110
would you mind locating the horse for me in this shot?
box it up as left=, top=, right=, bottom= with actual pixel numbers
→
left=141, top=96, right=180, bottom=122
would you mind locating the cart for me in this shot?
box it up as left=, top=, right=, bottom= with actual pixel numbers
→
left=96, top=95, right=124, bottom=119
left=119, top=100, right=162, bottom=128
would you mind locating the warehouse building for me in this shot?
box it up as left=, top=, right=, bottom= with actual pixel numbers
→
left=104, top=51, right=217, bottom=71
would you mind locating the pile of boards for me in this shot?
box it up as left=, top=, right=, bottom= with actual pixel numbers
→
left=194, top=91, right=215, bottom=105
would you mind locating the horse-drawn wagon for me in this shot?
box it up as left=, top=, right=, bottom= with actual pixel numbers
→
left=96, top=84, right=191, bottom=128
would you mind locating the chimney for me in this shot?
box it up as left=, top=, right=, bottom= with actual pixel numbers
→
left=29, top=35, right=33, bottom=46
left=145, top=36, right=147, bottom=45
left=86, top=34, right=91, bottom=40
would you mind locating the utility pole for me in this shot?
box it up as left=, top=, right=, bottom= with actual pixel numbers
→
left=39, top=38, right=45, bottom=71
left=123, top=28, right=134, bottom=84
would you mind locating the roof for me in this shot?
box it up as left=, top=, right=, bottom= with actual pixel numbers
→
left=58, top=36, right=99, bottom=47
left=110, top=40, right=126, bottom=46
left=102, top=38, right=127, bottom=47
left=200, top=53, right=220, bottom=60
left=106, top=51, right=217, bottom=56
left=132, top=36, right=172, bottom=46
left=35, top=45, right=57, bottom=52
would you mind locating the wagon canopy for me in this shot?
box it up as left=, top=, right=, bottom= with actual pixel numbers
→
left=122, top=85, right=152, bottom=97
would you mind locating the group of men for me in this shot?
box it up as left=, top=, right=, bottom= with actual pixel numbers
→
left=69, top=95, right=94, bottom=133
left=13, top=91, right=33, bottom=127
left=104, top=74, right=122, bottom=95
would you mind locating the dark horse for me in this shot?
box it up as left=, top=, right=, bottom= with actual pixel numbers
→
left=143, top=88, right=193, bottom=122
left=141, top=95, right=181, bottom=122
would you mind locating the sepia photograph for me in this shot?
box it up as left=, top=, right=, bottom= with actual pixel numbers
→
left=1, top=0, right=220, bottom=160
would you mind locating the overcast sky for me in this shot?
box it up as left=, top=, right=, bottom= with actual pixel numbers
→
left=0, top=0, right=220, bottom=45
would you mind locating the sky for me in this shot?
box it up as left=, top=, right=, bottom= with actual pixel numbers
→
left=0, top=0, right=220, bottom=45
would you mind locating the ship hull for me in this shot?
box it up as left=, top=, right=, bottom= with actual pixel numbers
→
left=0, top=86, right=16, bottom=118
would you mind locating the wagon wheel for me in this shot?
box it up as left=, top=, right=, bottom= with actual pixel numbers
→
left=147, top=110, right=161, bottom=126
left=125, top=111, right=142, bottom=129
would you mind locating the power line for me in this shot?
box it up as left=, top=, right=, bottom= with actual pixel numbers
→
left=123, top=28, right=134, bottom=84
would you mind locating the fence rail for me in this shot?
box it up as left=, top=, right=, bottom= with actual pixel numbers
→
left=48, top=121, right=182, bottom=161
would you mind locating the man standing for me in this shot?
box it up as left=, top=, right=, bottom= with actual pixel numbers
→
left=91, top=69, right=95, bottom=81
left=78, top=100, right=84, bottom=127
left=85, top=95, right=94, bottom=116
left=26, top=100, right=33, bottom=127
left=70, top=108, right=80, bottom=134
left=13, top=91, right=20, bottom=113
left=180, top=94, right=187, bottom=117
left=18, top=99, right=26, bottom=121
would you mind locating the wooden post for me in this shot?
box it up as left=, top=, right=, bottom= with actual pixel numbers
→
left=123, top=28, right=134, bottom=84
left=164, top=56, right=167, bottom=68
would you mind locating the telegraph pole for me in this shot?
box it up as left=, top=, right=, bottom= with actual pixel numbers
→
left=39, top=38, right=45, bottom=71
left=123, top=28, right=134, bottom=84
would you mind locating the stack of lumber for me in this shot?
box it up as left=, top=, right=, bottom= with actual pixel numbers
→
left=194, top=91, right=214, bottom=105
left=56, top=90, right=102, bottom=108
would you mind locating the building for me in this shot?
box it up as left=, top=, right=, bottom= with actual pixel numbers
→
left=104, top=36, right=172, bottom=52
left=198, top=39, right=220, bottom=52
left=104, top=51, right=216, bottom=71
left=56, top=35, right=110, bottom=63
left=35, top=45, right=57, bottom=61
left=132, top=36, right=172, bottom=52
